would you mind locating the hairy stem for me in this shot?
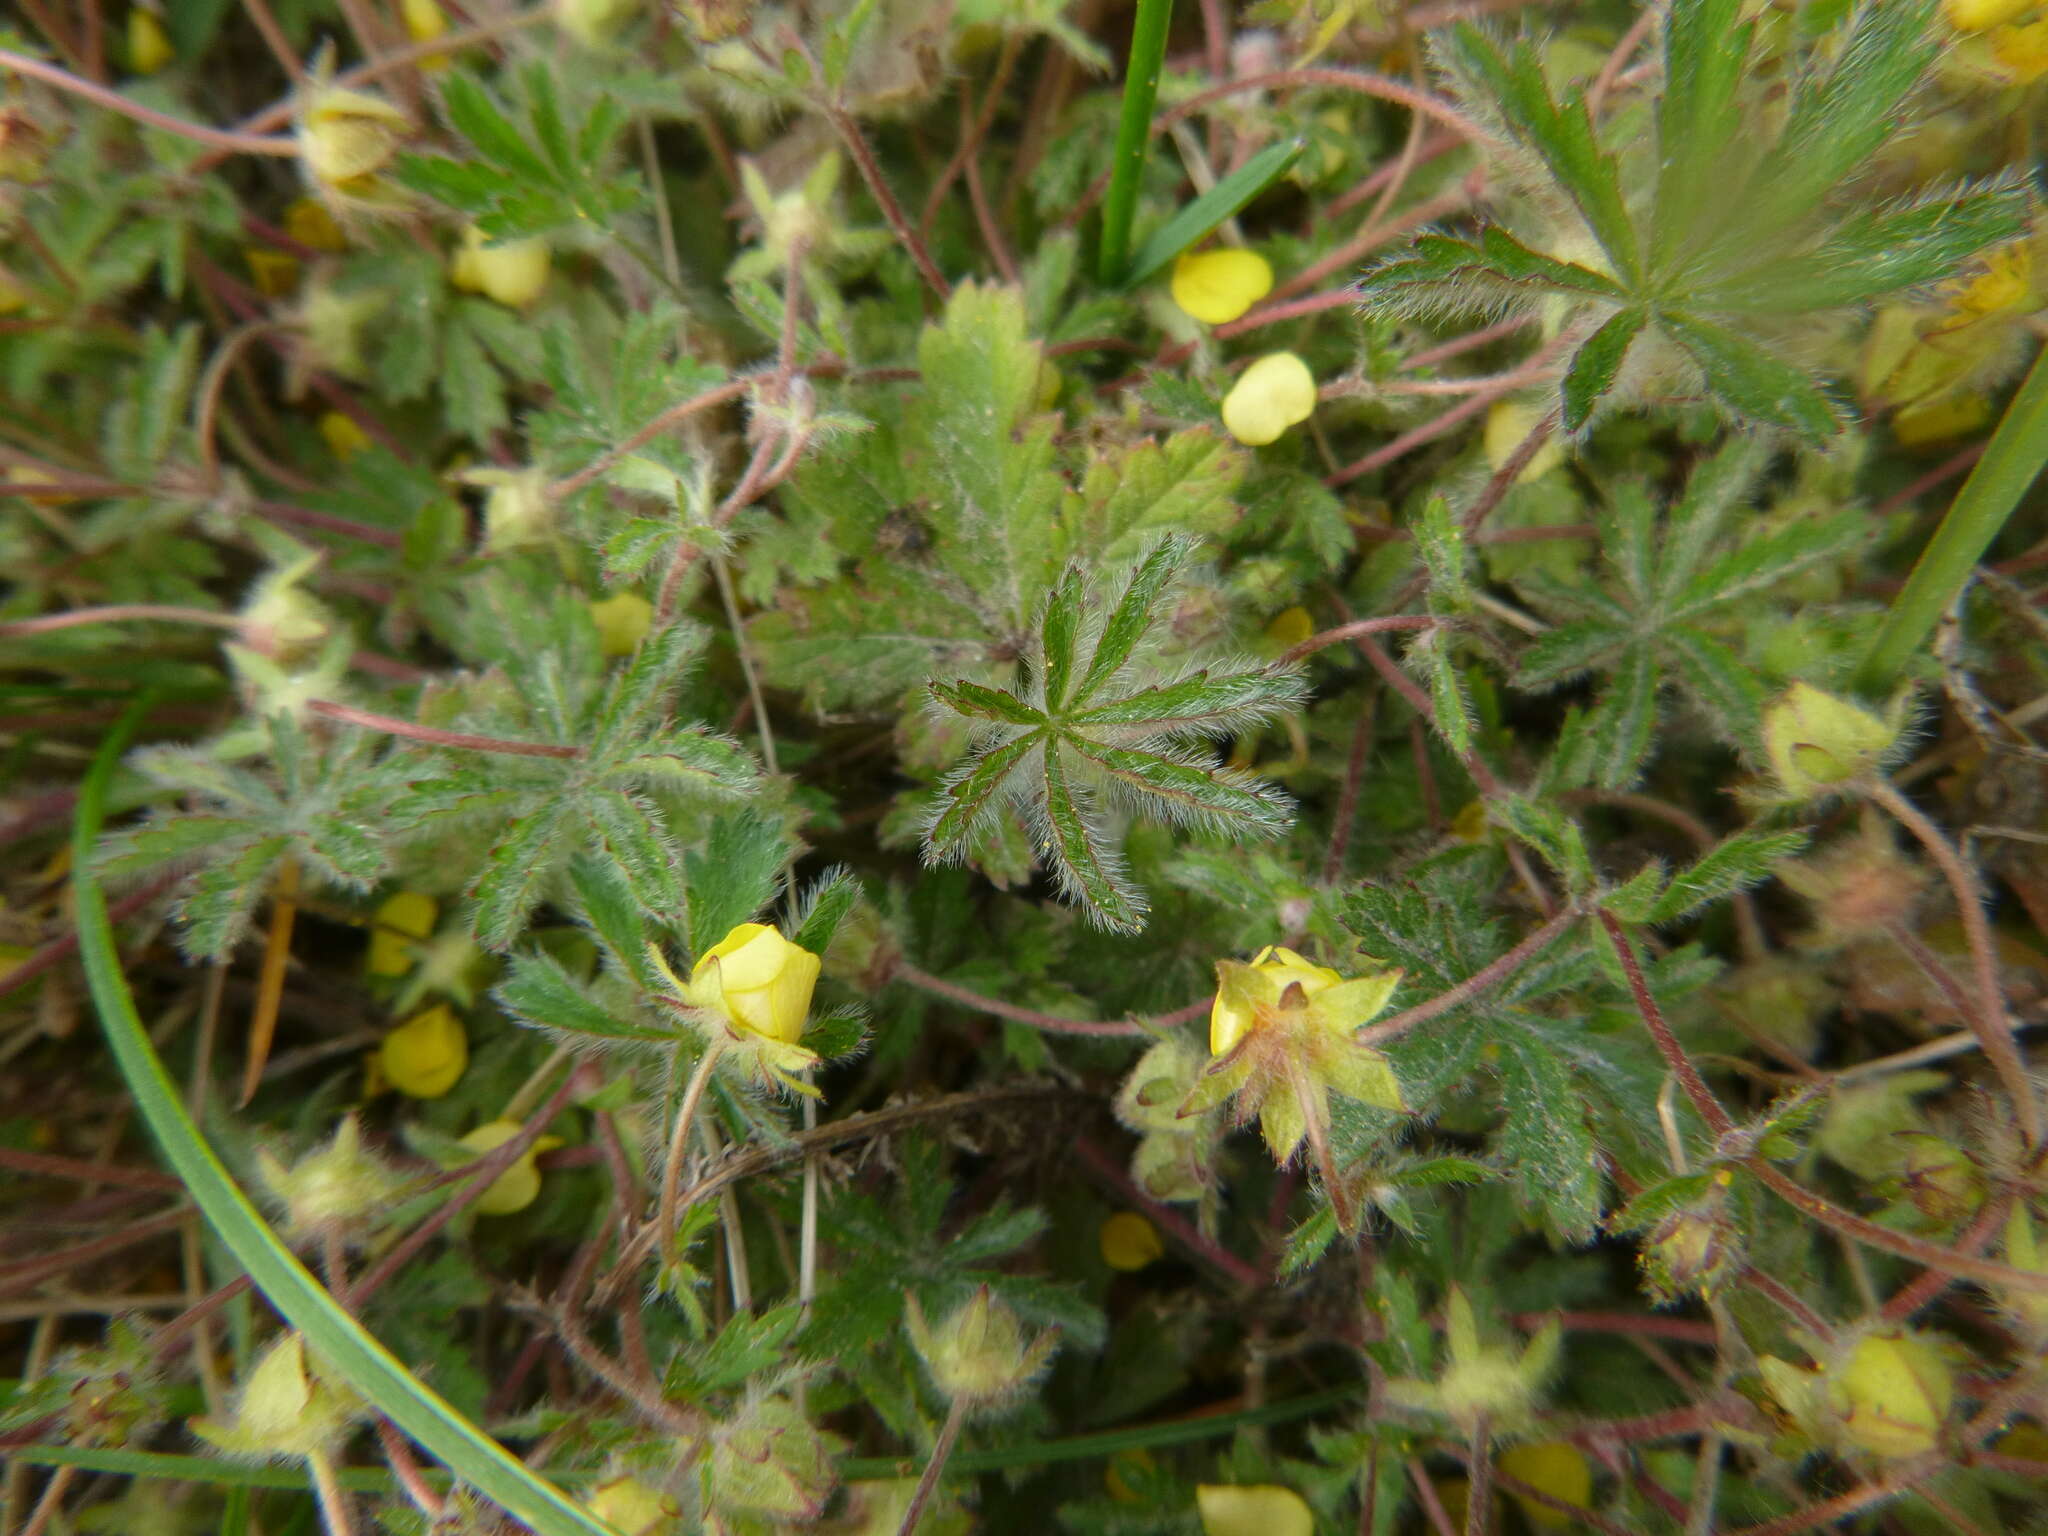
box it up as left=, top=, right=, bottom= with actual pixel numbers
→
left=656, top=1044, right=723, bottom=1262
left=897, top=1397, right=970, bottom=1536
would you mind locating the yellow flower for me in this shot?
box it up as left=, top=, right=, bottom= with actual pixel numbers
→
left=1195, top=1484, right=1313, bottom=1536
left=457, top=1120, right=565, bottom=1215
left=1221, top=353, right=1316, bottom=446
left=1943, top=0, right=2036, bottom=30
left=379, top=1004, right=467, bottom=1099
left=1263, top=606, right=1315, bottom=653
left=1496, top=1441, right=1592, bottom=1529
left=687, top=923, right=820, bottom=1046
left=128, top=9, right=174, bottom=75
left=1170, top=248, right=1274, bottom=325
left=284, top=196, right=348, bottom=254
left=298, top=84, right=410, bottom=191
left=1098, top=1211, right=1166, bottom=1271
left=1484, top=398, right=1564, bottom=482
left=590, top=592, right=654, bottom=657
left=319, top=409, right=371, bottom=462
left=401, top=0, right=454, bottom=71
left=1183, top=945, right=1403, bottom=1205
left=1825, top=1329, right=1953, bottom=1459
left=450, top=224, right=552, bottom=309
left=1761, top=682, right=1898, bottom=800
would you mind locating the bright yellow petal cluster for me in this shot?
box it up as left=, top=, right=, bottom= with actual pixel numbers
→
left=1221, top=353, right=1316, bottom=446
left=1170, top=248, right=1273, bottom=325
left=367, top=889, right=438, bottom=976
left=1209, top=945, right=1342, bottom=1054
left=688, top=922, right=821, bottom=1046
left=1098, top=1211, right=1166, bottom=1271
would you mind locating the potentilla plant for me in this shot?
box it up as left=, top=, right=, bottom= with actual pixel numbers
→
left=5, top=0, right=2047, bottom=1533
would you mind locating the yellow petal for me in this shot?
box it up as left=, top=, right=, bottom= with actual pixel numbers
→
left=1170, top=248, right=1274, bottom=325
left=319, top=410, right=371, bottom=462
left=1484, top=398, right=1565, bottom=482
left=1221, top=353, right=1316, bottom=446
left=128, top=9, right=174, bottom=75
left=367, top=890, right=437, bottom=976
left=1943, top=0, right=2034, bottom=30
left=284, top=197, right=348, bottom=254
left=1496, top=1442, right=1592, bottom=1529
left=1098, top=1211, right=1166, bottom=1271
left=1196, top=1484, right=1314, bottom=1536
left=458, top=1120, right=546, bottom=1214
left=379, top=1004, right=467, bottom=1099
left=590, top=592, right=653, bottom=657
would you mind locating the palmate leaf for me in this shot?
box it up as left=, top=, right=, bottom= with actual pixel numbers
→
left=1362, top=0, right=2024, bottom=438
left=922, top=539, right=1304, bottom=933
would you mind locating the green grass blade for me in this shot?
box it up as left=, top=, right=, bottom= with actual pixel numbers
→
left=69, top=699, right=615, bottom=1536
left=1097, top=0, right=1176, bottom=285
left=1855, top=344, right=2048, bottom=694
left=1122, top=137, right=1307, bottom=288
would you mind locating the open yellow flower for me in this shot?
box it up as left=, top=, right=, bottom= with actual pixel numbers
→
left=1170, top=248, right=1273, bottom=325
left=1221, top=353, right=1316, bottom=446
left=1182, top=944, right=1403, bottom=1227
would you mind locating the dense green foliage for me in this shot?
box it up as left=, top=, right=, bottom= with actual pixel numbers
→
left=4, top=1, right=2048, bottom=1534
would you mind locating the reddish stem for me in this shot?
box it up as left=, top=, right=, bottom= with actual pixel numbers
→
left=307, top=699, right=581, bottom=759
left=1598, top=910, right=1735, bottom=1137
left=1357, top=907, right=1581, bottom=1047
left=893, top=958, right=1200, bottom=1038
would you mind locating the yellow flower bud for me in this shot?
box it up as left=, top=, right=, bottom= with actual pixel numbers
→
left=1098, top=1211, right=1166, bottom=1271
left=1221, top=352, right=1316, bottom=446
left=1195, top=1484, right=1314, bottom=1536
left=1170, top=248, right=1274, bottom=325
left=458, top=1120, right=565, bottom=1215
left=689, top=923, right=821, bottom=1045
left=299, top=85, right=410, bottom=190
left=590, top=592, right=654, bottom=657
left=1943, top=0, right=2036, bottom=30
left=1825, top=1329, right=1953, bottom=1459
left=239, top=556, right=335, bottom=666
left=450, top=224, right=552, bottom=309
left=905, top=1288, right=1059, bottom=1409
left=1484, top=398, right=1565, bottom=482
left=283, top=196, right=348, bottom=254
left=379, top=1004, right=468, bottom=1099
left=1496, top=1441, right=1592, bottom=1529
left=1761, top=682, right=1897, bottom=799
left=254, top=1116, right=406, bottom=1237
left=1209, top=945, right=1343, bottom=1054
left=401, top=0, right=454, bottom=71
left=583, top=1475, right=682, bottom=1536
left=367, top=890, right=438, bottom=977
left=128, top=9, right=174, bottom=75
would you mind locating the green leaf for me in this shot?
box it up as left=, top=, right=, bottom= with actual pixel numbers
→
left=470, top=804, right=568, bottom=951
left=1413, top=495, right=1471, bottom=612
left=498, top=949, right=676, bottom=1042
left=684, top=812, right=792, bottom=957
left=1122, top=137, right=1308, bottom=287
left=567, top=853, right=653, bottom=985
left=926, top=731, right=1045, bottom=855
left=1561, top=305, right=1645, bottom=432
left=1040, top=744, right=1143, bottom=932
left=1409, top=629, right=1473, bottom=761
left=71, top=704, right=617, bottom=1536
left=1583, top=648, right=1659, bottom=789
left=792, top=867, right=861, bottom=956
left=441, top=74, right=553, bottom=183
left=1073, top=538, right=1191, bottom=705
left=1651, top=0, right=1754, bottom=271
left=1660, top=312, right=1845, bottom=440
left=1441, top=28, right=1640, bottom=280
left=1494, top=1033, right=1603, bottom=1241
left=927, top=679, right=1047, bottom=726
left=1648, top=828, right=1811, bottom=923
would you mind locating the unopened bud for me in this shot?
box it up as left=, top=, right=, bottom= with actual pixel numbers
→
left=705, top=1396, right=841, bottom=1522
left=1761, top=682, right=1898, bottom=800
left=465, top=467, right=553, bottom=553
left=584, top=1474, right=682, bottom=1536
left=298, top=85, right=410, bottom=191
left=194, top=1333, right=360, bottom=1460
left=255, top=1115, right=405, bottom=1237
left=904, top=1287, right=1058, bottom=1410
left=1825, top=1329, right=1954, bottom=1460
